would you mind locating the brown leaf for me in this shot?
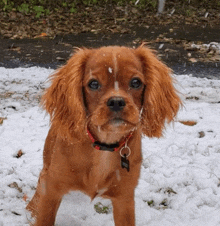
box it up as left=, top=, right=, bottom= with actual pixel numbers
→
left=8, top=182, right=22, bottom=193
left=23, top=194, right=28, bottom=202
left=8, top=46, right=21, bottom=53
left=198, top=131, right=205, bottom=138
left=186, top=96, right=199, bottom=100
left=0, top=117, right=7, bottom=125
left=16, top=149, right=23, bottom=158
left=179, top=120, right=197, bottom=126
left=188, top=58, right=198, bottom=63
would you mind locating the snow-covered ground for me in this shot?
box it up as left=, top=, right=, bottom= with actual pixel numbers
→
left=0, top=67, right=220, bottom=226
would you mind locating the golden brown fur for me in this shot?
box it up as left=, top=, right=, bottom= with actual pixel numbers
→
left=26, top=45, right=181, bottom=226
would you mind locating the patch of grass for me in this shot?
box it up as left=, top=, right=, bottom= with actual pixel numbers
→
left=94, top=202, right=111, bottom=214
left=147, top=199, right=155, bottom=206
left=17, top=3, right=30, bottom=14
left=0, top=0, right=219, bottom=18
left=1, top=0, right=219, bottom=14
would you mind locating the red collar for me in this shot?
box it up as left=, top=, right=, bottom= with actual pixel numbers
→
left=87, top=129, right=133, bottom=152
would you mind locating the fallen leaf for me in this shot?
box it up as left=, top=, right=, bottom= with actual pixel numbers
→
left=179, top=120, right=197, bottom=126
left=23, top=194, right=28, bottom=202
left=0, top=117, right=7, bottom=125
left=8, top=45, right=21, bottom=52
left=186, top=96, right=199, bottom=100
left=40, top=32, right=47, bottom=37
left=11, top=211, right=21, bottom=216
left=34, top=33, right=48, bottom=38
left=189, top=58, right=198, bottom=63
left=16, top=149, right=23, bottom=158
left=198, top=131, right=205, bottom=138
left=8, top=182, right=22, bottom=193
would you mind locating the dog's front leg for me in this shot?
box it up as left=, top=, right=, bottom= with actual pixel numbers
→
left=27, top=170, right=63, bottom=226
left=111, top=193, right=135, bottom=226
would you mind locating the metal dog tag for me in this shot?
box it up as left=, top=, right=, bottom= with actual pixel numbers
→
left=121, top=154, right=130, bottom=172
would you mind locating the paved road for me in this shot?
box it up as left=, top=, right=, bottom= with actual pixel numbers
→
left=1, top=24, right=219, bottom=79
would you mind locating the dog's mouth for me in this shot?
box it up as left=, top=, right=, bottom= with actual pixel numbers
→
left=109, top=117, right=137, bottom=127
left=88, top=116, right=137, bottom=144
left=110, top=117, right=125, bottom=125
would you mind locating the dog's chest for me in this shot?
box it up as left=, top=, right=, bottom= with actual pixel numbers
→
left=82, top=151, right=120, bottom=197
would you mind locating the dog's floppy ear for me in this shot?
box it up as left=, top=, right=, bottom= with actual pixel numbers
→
left=135, top=46, right=181, bottom=137
left=41, top=48, right=91, bottom=139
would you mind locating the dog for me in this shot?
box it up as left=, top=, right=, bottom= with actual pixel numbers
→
left=26, top=45, right=181, bottom=226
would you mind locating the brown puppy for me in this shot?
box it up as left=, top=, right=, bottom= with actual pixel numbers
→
left=26, top=45, right=181, bottom=226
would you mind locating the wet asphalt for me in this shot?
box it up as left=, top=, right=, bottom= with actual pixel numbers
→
left=0, top=24, right=219, bottom=79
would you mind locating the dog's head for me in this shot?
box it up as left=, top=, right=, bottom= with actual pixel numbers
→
left=42, top=46, right=181, bottom=143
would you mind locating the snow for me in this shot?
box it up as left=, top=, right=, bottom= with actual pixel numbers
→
left=108, top=67, right=113, bottom=74
left=0, top=67, right=220, bottom=226
left=190, top=42, right=220, bottom=55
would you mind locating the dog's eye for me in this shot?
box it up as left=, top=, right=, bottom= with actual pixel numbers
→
left=88, top=79, right=101, bottom=90
left=129, top=78, right=143, bottom=89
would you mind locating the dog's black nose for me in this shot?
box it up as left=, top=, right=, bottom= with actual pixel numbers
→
left=107, top=97, right=126, bottom=112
